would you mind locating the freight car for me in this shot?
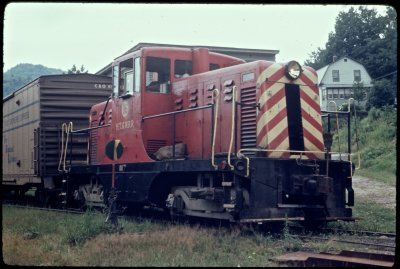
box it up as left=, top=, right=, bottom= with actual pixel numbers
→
left=59, top=46, right=355, bottom=226
left=2, top=74, right=112, bottom=203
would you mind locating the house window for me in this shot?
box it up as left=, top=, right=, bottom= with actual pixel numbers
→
left=327, top=89, right=333, bottom=100
left=354, top=70, right=361, bottom=82
left=344, top=89, right=351, bottom=99
left=332, top=70, right=340, bottom=82
left=339, top=89, right=344, bottom=99
left=332, top=89, right=338, bottom=99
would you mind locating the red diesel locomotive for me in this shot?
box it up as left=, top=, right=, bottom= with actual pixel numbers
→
left=63, top=46, right=354, bottom=225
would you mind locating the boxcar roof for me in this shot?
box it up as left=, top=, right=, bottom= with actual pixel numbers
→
left=3, top=73, right=111, bottom=102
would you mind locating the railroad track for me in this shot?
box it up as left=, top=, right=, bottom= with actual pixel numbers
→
left=4, top=199, right=396, bottom=239
left=277, top=228, right=397, bottom=267
left=2, top=202, right=86, bottom=215
left=317, top=227, right=396, bottom=238
left=287, top=223, right=396, bottom=238
left=3, top=197, right=396, bottom=241
left=298, top=234, right=396, bottom=250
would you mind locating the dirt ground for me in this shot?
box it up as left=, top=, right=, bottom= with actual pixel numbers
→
left=352, top=175, right=396, bottom=210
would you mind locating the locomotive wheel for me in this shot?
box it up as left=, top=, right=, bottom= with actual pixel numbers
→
left=170, top=194, right=186, bottom=223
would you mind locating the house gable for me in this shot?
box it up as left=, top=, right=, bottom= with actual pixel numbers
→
left=318, top=57, right=372, bottom=87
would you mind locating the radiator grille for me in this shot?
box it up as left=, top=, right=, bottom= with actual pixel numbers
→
left=240, top=87, right=257, bottom=150
left=146, top=139, right=167, bottom=156
left=90, top=120, right=98, bottom=164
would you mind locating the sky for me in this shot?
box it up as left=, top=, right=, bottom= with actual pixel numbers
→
left=3, top=3, right=390, bottom=73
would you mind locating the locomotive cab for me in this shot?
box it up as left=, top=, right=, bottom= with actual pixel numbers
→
left=89, top=47, right=245, bottom=164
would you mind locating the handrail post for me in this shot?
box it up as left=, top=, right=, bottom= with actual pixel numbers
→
left=69, top=128, right=73, bottom=168
left=172, top=113, right=176, bottom=159
left=328, top=101, right=341, bottom=158
left=227, top=86, right=236, bottom=170
left=211, top=89, right=220, bottom=170
left=347, top=110, right=351, bottom=158
left=327, top=113, right=331, bottom=133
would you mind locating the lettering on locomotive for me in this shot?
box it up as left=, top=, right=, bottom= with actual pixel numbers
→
left=115, top=120, right=134, bottom=130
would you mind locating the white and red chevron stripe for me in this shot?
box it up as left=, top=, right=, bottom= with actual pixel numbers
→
left=256, top=63, right=325, bottom=159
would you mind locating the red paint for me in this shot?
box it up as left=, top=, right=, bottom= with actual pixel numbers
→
left=88, top=47, right=325, bottom=165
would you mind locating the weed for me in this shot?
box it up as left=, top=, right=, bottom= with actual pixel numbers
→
left=281, top=218, right=302, bottom=251
left=61, top=212, right=115, bottom=246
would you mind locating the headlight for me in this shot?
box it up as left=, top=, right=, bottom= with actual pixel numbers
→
left=285, top=61, right=302, bottom=80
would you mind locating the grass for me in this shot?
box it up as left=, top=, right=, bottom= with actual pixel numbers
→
left=2, top=201, right=396, bottom=266
left=329, top=106, right=396, bottom=186
left=327, top=200, right=396, bottom=233
left=1, top=206, right=283, bottom=266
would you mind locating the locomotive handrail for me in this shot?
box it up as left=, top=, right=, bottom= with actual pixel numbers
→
left=348, top=98, right=361, bottom=170
left=58, top=122, right=73, bottom=172
left=211, top=89, right=220, bottom=170
left=321, top=110, right=352, bottom=115
left=328, top=101, right=342, bottom=159
left=237, top=148, right=353, bottom=178
left=98, top=95, right=112, bottom=127
left=70, top=123, right=111, bottom=133
left=227, top=86, right=237, bottom=170
left=238, top=148, right=346, bottom=156
left=321, top=98, right=360, bottom=165
left=141, top=104, right=213, bottom=120
left=238, top=148, right=353, bottom=158
left=58, top=123, right=68, bottom=172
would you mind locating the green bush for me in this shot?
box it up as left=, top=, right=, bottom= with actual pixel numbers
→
left=329, top=107, right=396, bottom=184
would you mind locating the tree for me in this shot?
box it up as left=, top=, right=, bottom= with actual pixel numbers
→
left=3, top=64, right=64, bottom=96
left=67, top=64, right=88, bottom=74
left=367, top=78, right=396, bottom=109
left=305, top=5, right=397, bottom=109
left=353, top=82, right=366, bottom=104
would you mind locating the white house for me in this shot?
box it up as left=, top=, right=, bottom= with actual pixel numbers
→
left=316, top=56, right=372, bottom=111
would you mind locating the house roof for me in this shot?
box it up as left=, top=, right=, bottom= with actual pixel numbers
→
left=316, top=56, right=371, bottom=85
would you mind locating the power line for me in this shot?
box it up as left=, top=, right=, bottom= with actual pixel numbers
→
left=372, top=70, right=397, bottom=81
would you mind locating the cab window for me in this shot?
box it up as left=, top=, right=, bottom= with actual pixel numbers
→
left=146, top=57, right=171, bottom=93
left=134, top=57, right=141, bottom=93
left=112, top=65, right=119, bottom=96
left=210, top=63, right=220, bottom=70
left=120, top=59, right=133, bottom=95
left=175, top=59, right=192, bottom=78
